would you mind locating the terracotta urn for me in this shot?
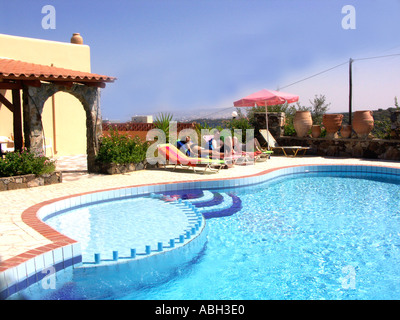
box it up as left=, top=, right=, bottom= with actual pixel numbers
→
left=293, top=111, right=312, bottom=137
left=71, top=33, right=83, bottom=44
left=340, top=125, right=352, bottom=138
left=353, top=111, right=374, bottom=139
left=323, top=114, right=343, bottom=139
left=311, top=125, right=321, bottom=138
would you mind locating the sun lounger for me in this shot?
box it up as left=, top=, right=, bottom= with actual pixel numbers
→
left=157, top=143, right=226, bottom=173
left=254, top=138, right=274, bottom=159
left=259, top=129, right=310, bottom=157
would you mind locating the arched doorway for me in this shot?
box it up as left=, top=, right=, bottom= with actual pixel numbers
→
left=23, top=83, right=103, bottom=172
left=42, top=91, right=87, bottom=158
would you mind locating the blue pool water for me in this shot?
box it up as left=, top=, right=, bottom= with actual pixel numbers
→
left=20, top=172, right=400, bottom=300
left=123, top=174, right=400, bottom=300
left=44, top=197, right=191, bottom=263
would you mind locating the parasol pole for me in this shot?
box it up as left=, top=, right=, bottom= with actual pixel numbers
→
left=264, top=101, right=270, bottom=150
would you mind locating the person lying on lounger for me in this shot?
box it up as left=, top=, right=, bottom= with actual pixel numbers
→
left=177, top=136, right=224, bottom=159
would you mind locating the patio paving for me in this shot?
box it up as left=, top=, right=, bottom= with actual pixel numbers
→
left=1, top=154, right=400, bottom=263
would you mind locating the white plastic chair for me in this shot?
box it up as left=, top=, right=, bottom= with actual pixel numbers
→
left=43, top=137, right=54, bottom=158
left=0, top=136, right=15, bottom=153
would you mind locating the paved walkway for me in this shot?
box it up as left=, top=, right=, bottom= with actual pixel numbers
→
left=1, top=154, right=400, bottom=263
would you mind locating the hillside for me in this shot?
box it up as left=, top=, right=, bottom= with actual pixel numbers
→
left=182, top=118, right=229, bottom=128
left=185, top=107, right=396, bottom=127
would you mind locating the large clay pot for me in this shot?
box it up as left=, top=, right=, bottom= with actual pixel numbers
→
left=311, top=125, right=321, bottom=138
left=293, top=111, right=312, bottom=137
left=340, top=125, right=352, bottom=138
left=323, top=114, right=343, bottom=139
left=353, top=111, right=374, bottom=139
left=71, top=33, right=83, bottom=44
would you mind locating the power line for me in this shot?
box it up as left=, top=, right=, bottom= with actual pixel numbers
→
left=199, top=52, right=400, bottom=119
left=279, top=61, right=348, bottom=91
left=353, top=52, right=400, bottom=62
left=198, top=106, right=233, bottom=118
left=279, top=52, right=400, bottom=91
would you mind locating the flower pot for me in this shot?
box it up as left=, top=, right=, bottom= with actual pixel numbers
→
left=293, top=111, right=312, bottom=137
left=323, top=114, right=343, bottom=139
left=311, top=125, right=321, bottom=138
left=340, top=125, right=352, bottom=138
left=353, top=111, right=374, bottom=139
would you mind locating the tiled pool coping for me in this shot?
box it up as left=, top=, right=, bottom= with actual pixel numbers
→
left=1, top=164, right=400, bottom=299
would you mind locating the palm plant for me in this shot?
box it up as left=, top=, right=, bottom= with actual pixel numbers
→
left=154, top=112, right=173, bottom=143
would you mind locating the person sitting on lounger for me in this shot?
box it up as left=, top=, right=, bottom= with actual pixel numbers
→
left=207, top=130, right=237, bottom=159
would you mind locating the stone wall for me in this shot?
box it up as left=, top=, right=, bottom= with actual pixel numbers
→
left=101, top=122, right=196, bottom=142
left=93, top=161, right=147, bottom=175
left=0, top=171, right=62, bottom=191
left=275, top=136, right=400, bottom=160
left=254, top=112, right=286, bottom=138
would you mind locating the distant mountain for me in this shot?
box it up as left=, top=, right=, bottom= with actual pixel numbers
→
left=180, top=118, right=229, bottom=128
left=168, top=107, right=235, bottom=122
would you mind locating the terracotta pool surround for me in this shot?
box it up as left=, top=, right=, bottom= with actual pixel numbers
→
left=1, top=163, right=400, bottom=299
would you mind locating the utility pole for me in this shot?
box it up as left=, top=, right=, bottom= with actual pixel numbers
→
left=349, top=58, right=353, bottom=125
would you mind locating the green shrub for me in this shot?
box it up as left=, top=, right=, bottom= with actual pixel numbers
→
left=372, top=120, right=391, bottom=139
left=96, top=129, right=149, bottom=165
left=0, top=148, right=55, bottom=177
left=284, top=123, right=296, bottom=136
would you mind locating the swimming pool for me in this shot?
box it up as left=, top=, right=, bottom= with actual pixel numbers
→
left=6, top=165, right=400, bottom=300
left=124, top=174, right=400, bottom=300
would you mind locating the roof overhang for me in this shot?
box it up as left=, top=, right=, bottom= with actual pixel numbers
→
left=0, top=58, right=116, bottom=89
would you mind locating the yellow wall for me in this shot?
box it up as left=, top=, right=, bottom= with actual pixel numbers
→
left=0, top=33, right=91, bottom=72
left=0, top=33, right=91, bottom=157
left=42, top=92, right=87, bottom=157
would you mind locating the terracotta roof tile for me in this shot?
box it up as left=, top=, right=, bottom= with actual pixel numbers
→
left=0, top=58, right=116, bottom=83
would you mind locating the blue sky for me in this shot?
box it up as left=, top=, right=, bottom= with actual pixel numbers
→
left=1, top=0, right=400, bottom=121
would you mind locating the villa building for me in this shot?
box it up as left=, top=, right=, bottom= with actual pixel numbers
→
left=0, top=33, right=103, bottom=158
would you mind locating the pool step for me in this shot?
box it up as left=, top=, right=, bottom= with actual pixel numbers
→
left=152, top=189, right=242, bottom=219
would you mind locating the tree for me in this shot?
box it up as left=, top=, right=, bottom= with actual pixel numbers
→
left=309, top=94, right=331, bottom=125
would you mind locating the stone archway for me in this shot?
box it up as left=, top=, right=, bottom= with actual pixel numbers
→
left=22, top=82, right=102, bottom=172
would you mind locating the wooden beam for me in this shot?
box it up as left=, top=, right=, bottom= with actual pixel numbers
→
left=0, top=82, right=23, bottom=90
left=54, top=81, right=74, bottom=88
left=24, top=80, right=42, bottom=88
left=81, top=82, right=106, bottom=88
left=0, top=92, right=14, bottom=112
left=12, top=89, right=23, bottom=151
